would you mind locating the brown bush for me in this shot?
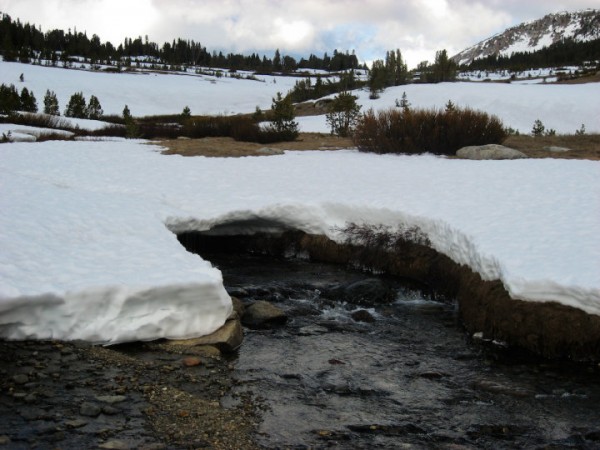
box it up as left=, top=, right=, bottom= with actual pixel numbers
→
left=353, top=107, right=507, bottom=155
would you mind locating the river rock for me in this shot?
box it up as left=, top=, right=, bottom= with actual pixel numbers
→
left=456, top=144, right=527, bottom=160
left=351, top=309, right=375, bottom=323
left=179, top=319, right=243, bottom=352
left=231, top=296, right=245, bottom=318
left=242, top=300, right=287, bottom=329
left=325, top=279, right=396, bottom=306
left=79, top=402, right=101, bottom=417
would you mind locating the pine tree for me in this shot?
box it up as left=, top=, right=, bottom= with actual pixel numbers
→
left=325, top=91, right=361, bottom=137
left=399, top=92, right=410, bottom=111
left=19, top=87, right=38, bottom=112
left=0, top=84, right=21, bottom=113
left=269, top=92, right=298, bottom=139
left=181, top=105, right=191, bottom=118
left=369, top=59, right=386, bottom=98
left=43, top=90, right=60, bottom=115
left=86, top=95, right=103, bottom=119
left=122, top=105, right=139, bottom=138
left=531, top=119, right=545, bottom=137
left=123, top=105, right=132, bottom=120
left=65, top=92, right=87, bottom=118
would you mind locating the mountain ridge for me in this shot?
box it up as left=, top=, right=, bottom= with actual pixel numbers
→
left=452, top=9, right=600, bottom=66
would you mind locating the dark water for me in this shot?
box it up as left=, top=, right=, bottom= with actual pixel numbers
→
left=206, top=252, right=600, bottom=450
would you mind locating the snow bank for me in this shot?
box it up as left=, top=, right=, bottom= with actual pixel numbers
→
left=1, top=141, right=599, bottom=344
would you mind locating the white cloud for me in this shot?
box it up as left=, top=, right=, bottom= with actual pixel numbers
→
left=0, top=0, right=598, bottom=68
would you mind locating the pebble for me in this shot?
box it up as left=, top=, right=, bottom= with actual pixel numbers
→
left=182, top=356, right=202, bottom=367
left=98, top=439, right=130, bottom=449
left=65, top=419, right=88, bottom=429
left=12, top=374, right=29, bottom=384
left=95, top=395, right=127, bottom=404
left=79, top=402, right=102, bottom=417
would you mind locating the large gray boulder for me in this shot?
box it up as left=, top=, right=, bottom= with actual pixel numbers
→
left=456, top=144, right=527, bottom=160
left=242, top=300, right=287, bottom=329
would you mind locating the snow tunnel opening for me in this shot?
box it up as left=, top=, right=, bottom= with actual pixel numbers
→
left=173, top=218, right=600, bottom=361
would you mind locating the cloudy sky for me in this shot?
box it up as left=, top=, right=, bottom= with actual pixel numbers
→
left=1, top=0, right=598, bottom=68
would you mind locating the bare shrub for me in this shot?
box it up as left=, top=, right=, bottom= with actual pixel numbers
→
left=353, top=106, right=507, bottom=155
left=337, top=222, right=432, bottom=274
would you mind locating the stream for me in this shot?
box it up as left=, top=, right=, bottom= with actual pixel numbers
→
left=206, top=251, right=600, bottom=449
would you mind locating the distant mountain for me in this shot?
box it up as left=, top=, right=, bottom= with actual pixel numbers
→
left=452, top=9, right=600, bottom=66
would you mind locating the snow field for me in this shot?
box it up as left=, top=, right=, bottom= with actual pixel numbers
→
left=1, top=141, right=599, bottom=343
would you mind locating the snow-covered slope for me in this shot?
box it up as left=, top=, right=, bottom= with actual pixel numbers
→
left=2, top=59, right=598, bottom=136
left=453, top=9, right=600, bottom=66
left=297, top=81, right=600, bottom=135
left=1, top=141, right=599, bottom=343
left=0, top=60, right=298, bottom=116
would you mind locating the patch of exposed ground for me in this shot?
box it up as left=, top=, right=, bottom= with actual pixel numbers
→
left=156, top=132, right=353, bottom=157
left=157, top=133, right=600, bottom=160
left=504, top=134, right=600, bottom=160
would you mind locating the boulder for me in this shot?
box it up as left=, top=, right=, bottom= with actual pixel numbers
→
left=165, top=318, right=243, bottom=353
left=187, top=319, right=243, bottom=352
left=456, top=144, right=527, bottom=160
left=242, top=300, right=287, bottom=329
left=230, top=296, right=245, bottom=318
left=544, top=146, right=571, bottom=152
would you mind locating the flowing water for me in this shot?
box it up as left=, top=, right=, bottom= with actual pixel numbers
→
left=206, top=251, right=600, bottom=449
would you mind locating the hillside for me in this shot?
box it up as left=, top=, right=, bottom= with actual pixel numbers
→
left=453, top=9, right=600, bottom=66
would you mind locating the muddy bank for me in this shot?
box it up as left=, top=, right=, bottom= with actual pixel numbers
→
left=178, top=230, right=600, bottom=362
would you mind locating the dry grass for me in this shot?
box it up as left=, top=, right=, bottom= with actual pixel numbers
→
left=504, top=134, right=600, bottom=160
left=156, top=132, right=354, bottom=157
left=156, top=131, right=600, bottom=161
left=554, top=72, right=600, bottom=85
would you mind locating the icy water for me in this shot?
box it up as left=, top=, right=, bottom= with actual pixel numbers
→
left=207, top=252, right=600, bottom=450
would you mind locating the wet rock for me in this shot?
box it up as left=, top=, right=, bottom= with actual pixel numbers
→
left=456, top=144, right=527, bottom=160
left=347, top=423, right=426, bottom=435
left=79, top=402, right=102, bottom=417
left=419, top=371, right=446, bottom=379
left=297, top=325, right=329, bottom=336
left=0, top=436, right=10, bottom=445
left=473, top=380, right=532, bottom=398
left=65, top=419, right=88, bottom=429
left=95, top=395, right=127, bottom=404
left=227, top=286, right=249, bottom=298
left=98, top=439, right=131, bottom=449
left=467, top=423, right=528, bottom=439
left=12, top=374, right=29, bottom=385
left=242, top=301, right=287, bottom=329
left=585, top=431, right=600, bottom=441
left=351, top=309, right=375, bottom=323
left=325, top=278, right=396, bottom=306
left=102, top=405, right=121, bottom=415
left=182, top=356, right=202, bottom=367
left=192, top=319, right=243, bottom=352
left=231, top=296, right=245, bottom=318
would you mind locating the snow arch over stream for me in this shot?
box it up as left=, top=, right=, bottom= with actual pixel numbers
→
left=1, top=140, right=599, bottom=344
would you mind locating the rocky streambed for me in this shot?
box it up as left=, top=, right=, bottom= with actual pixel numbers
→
left=2, top=232, right=600, bottom=449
